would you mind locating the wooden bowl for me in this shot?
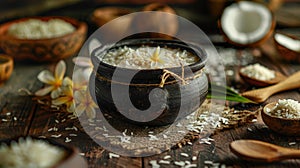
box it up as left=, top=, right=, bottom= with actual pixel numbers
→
left=274, top=32, right=300, bottom=64
left=0, top=16, right=87, bottom=62
left=91, top=7, right=133, bottom=27
left=91, top=7, right=134, bottom=42
left=239, top=70, right=286, bottom=87
left=0, top=137, right=87, bottom=168
left=131, top=3, right=178, bottom=39
left=0, top=54, right=13, bottom=85
left=90, top=39, right=208, bottom=126
left=262, top=102, right=300, bottom=136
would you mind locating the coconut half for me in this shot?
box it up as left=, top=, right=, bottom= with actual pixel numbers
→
left=219, top=1, right=275, bottom=47
left=274, top=32, right=300, bottom=63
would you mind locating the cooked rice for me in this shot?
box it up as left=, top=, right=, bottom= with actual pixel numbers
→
left=8, top=19, right=75, bottom=39
left=0, top=137, right=66, bottom=168
left=240, top=63, right=275, bottom=81
left=101, top=46, right=199, bottom=69
left=267, top=99, right=300, bottom=118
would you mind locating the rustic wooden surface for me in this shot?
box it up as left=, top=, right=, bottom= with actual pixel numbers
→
left=1, top=1, right=300, bottom=168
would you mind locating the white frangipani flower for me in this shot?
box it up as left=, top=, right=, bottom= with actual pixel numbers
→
left=35, top=60, right=67, bottom=99
left=52, top=77, right=75, bottom=113
left=74, top=89, right=98, bottom=119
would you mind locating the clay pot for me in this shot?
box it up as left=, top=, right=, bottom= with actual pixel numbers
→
left=90, top=39, right=208, bottom=126
left=0, top=16, right=87, bottom=62
left=0, top=54, right=13, bottom=85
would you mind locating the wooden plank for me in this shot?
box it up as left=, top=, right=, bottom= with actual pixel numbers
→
left=0, top=62, right=47, bottom=139
left=28, top=104, right=142, bottom=167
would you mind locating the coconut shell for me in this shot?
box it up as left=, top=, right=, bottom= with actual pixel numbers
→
left=274, top=33, right=300, bottom=63
left=218, top=16, right=276, bottom=48
left=218, top=1, right=276, bottom=48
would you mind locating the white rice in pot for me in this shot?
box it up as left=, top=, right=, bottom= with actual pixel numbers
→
left=100, top=46, right=199, bottom=69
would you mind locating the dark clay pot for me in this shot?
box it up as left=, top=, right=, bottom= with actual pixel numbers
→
left=90, top=39, right=208, bottom=126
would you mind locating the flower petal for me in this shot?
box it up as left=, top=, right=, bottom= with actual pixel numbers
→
left=63, top=85, right=73, bottom=97
left=55, top=60, right=66, bottom=80
left=74, top=90, right=85, bottom=103
left=67, top=102, right=76, bottom=113
left=73, top=57, right=92, bottom=67
left=73, top=69, right=86, bottom=84
left=37, top=70, right=55, bottom=84
left=52, top=97, right=69, bottom=105
left=83, top=68, right=93, bottom=80
left=35, top=86, right=54, bottom=96
left=75, top=104, right=86, bottom=116
left=86, top=106, right=96, bottom=119
left=51, top=88, right=62, bottom=99
left=62, top=77, right=73, bottom=87
left=88, top=38, right=101, bottom=54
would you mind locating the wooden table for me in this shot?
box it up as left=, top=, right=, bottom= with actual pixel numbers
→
left=1, top=2, right=300, bottom=168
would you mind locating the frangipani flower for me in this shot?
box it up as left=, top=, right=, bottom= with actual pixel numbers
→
left=74, top=89, right=98, bottom=119
left=52, top=77, right=75, bottom=113
left=35, top=60, right=67, bottom=99
left=72, top=69, right=88, bottom=92
left=73, top=56, right=93, bottom=79
left=149, top=46, right=166, bottom=68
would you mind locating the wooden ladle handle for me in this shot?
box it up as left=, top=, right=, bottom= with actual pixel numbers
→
left=269, top=71, right=300, bottom=95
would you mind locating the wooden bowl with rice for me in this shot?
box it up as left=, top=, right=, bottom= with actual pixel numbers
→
left=0, top=16, right=87, bottom=62
left=0, top=137, right=87, bottom=168
left=262, top=100, right=300, bottom=136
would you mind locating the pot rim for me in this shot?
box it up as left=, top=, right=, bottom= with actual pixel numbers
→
left=91, top=38, right=207, bottom=73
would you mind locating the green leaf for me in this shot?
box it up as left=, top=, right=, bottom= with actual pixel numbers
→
left=208, top=83, right=256, bottom=104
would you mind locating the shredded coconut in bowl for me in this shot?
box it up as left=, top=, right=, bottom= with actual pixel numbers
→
left=266, top=99, right=300, bottom=119
left=240, top=63, right=275, bottom=81
left=0, top=137, right=67, bottom=168
left=8, top=18, right=76, bottom=39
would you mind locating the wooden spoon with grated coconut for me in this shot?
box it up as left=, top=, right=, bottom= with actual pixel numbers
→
left=242, top=71, right=300, bottom=103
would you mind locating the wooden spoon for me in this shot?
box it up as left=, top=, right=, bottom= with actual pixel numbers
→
left=230, top=139, right=300, bottom=162
left=242, top=71, right=300, bottom=103
left=239, top=70, right=286, bottom=87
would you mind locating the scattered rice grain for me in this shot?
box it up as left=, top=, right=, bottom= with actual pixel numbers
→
left=204, top=160, right=213, bottom=165
left=65, top=137, right=71, bottom=143
left=174, top=161, right=185, bottom=167
left=149, top=160, right=160, bottom=168
left=50, top=134, right=62, bottom=138
left=180, top=153, right=189, bottom=157
left=289, top=142, right=296, bottom=145
left=108, top=153, right=120, bottom=159
left=158, top=160, right=170, bottom=164
left=185, top=164, right=197, bottom=168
